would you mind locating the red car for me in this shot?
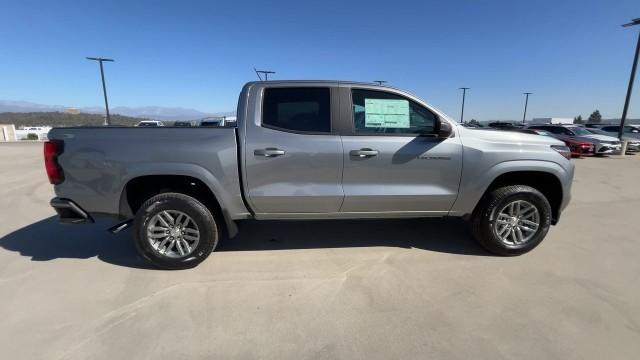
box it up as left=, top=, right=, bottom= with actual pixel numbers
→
left=516, top=129, right=594, bottom=157
left=563, top=137, right=595, bottom=157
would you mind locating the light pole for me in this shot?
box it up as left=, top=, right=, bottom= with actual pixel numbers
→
left=254, top=68, right=275, bottom=81
left=459, top=87, right=470, bottom=123
left=618, top=18, right=640, bottom=140
left=522, top=92, right=532, bottom=124
left=373, top=80, right=387, bottom=86
left=86, top=57, right=114, bottom=126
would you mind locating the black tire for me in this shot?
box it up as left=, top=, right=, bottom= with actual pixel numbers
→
left=471, top=185, right=552, bottom=256
left=133, top=192, right=219, bottom=269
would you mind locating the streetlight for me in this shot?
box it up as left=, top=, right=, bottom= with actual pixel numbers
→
left=459, top=87, right=470, bottom=123
left=522, top=92, right=533, bottom=124
left=254, top=68, right=275, bottom=81
left=373, top=80, right=387, bottom=86
left=618, top=18, right=640, bottom=140
left=86, top=57, right=114, bottom=126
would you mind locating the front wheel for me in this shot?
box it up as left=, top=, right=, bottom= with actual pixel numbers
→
left=471, top=185, right=552, bottom=256
left=133, top=192, right=219, bottom=269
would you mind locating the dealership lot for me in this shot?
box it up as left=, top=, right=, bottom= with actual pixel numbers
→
left=1, top=141, right=639, bottom=359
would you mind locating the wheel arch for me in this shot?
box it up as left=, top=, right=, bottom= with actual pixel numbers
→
left=119, top=174, right=238, bottom=238
left=451, top=160, right=569, bottom=225
left=475, top=170, right=563, bottom=224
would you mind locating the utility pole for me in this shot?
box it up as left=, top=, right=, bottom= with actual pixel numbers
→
left=373, top=80, right=387, bottom=86
left=459, top=87, right=470, bottom=123
left=618, top=18, right=640, bottom=140
left=254, top=68, right=275, bottom=81
left=86, top=57, right=114, bottom=126
left=522, top=92, right=532, bottom=125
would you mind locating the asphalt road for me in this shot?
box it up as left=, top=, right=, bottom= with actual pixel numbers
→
left=1, top=142, right=639, bottom=360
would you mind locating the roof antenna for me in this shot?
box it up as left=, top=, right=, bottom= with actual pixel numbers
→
left=373, top=80, right=387, bottom=86
left=254, top=68, right=275, bottom=81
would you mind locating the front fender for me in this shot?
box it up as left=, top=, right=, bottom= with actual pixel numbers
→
left=449, top=159, right=573, bottom=216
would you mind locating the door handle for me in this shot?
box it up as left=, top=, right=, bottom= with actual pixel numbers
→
left=254, top=148, right=286, bottom=157
left=350, top=148, right=379, bottom=158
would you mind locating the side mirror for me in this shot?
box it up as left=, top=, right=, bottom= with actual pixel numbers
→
left=438, top=120, right=453, bottom=138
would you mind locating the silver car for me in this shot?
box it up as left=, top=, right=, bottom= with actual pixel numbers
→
left=598, top=125, right=640, bottom=140
left=587, top=128, right=640, bottom=152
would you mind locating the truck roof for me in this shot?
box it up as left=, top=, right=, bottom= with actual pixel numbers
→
left=244, top=80, right=404, bottom=91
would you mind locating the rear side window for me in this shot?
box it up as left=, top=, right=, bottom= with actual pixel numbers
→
left=262, top=87, right=331, bottom=133
left=545, top=127, right=564, bottom=134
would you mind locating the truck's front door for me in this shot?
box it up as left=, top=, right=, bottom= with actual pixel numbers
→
left=243, top=86, right=344, bottom=216
left=339, top=88, right=463, bottom=215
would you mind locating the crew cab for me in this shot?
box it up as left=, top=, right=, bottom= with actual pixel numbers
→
left=45, top=81, right=575, bottom=269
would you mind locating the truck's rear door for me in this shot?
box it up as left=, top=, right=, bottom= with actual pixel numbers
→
left=242, top=85, right=344, bottom=215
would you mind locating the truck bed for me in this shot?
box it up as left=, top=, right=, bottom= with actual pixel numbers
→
left=47, top=127, right=249, bottom=219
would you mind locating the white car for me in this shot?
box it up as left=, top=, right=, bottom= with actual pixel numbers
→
left=136, top=120, right=165, bottom=127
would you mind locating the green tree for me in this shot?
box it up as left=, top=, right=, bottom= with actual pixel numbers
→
left=574, top=115, right=583, bottom=124
left=588, top=110, right=602, bottom=124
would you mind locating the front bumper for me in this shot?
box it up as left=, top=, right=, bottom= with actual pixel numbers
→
left=626, top=142, right=640, bottom=152
left=50, top=198, right=94, bottom=224
left=595, top=143, right=622, bottom=154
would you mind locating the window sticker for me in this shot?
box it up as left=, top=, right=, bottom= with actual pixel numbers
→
left=364, top=99, right=410, bottom=128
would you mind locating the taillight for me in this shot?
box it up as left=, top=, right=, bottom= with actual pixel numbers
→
left=44, top=140, right=64, bottom=184
left=551, top=144, right=572, bottom=160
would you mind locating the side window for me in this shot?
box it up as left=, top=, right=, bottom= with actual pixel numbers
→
left=262, top=87, right=331, bottom=133
left=351, top=89, right=437, bottom=135
left=562, top=128, right=575, bottom=135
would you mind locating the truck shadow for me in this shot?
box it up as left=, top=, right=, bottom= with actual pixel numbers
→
left=221, top=218, right=487, bottom=255
left=0, top=216, right=153, bottom=269
left=0, top=216, right=489, bottom=269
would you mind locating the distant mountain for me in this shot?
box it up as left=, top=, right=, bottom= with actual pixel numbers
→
left=0, top=112, right=146, bottom=127
left=0, top=100, right=234, bottom=121
left=0, top=100, right=66, bottom=113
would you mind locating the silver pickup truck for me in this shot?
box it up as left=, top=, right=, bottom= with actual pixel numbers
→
left=45, top=81, right=574, bottom=269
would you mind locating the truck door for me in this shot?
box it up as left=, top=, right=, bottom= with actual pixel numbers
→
left=243, top=86, right=344, bottom=216
left=339, top=87, right=463, bottom=214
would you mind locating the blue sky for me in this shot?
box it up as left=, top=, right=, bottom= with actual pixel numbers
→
left=1, top=0, right=639, bottom=120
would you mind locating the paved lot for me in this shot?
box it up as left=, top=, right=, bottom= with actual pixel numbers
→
left=1, top=141, right=639, bottom=360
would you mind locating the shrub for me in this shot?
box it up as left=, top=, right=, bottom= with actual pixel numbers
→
left=26, top=133, right=39, bottom=140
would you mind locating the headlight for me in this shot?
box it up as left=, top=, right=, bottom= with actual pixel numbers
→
left=551, top=145, right=571, bottom=160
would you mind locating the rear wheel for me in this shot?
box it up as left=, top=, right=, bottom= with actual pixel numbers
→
left=471, top=185, right=551, bottom=256
left=133, top=192, right=219, bottom=269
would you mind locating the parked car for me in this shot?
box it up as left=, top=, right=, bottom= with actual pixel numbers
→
left=488, top=122, right=523, bottom=130
left=136, top=120, right=165, bottom=127
left=516, top=129, right=593, bottom=157
left=46, top=80, right=575, bottom=269
left=527, top=124, right=621, bottom=155
left=586, top=128, right=640, bottom=152
left=199, top=120, right=223, bottom=127
left=173, top=121, right=193, bottom=127
left=598, top=125, right=640, bottom=140
left=198, top=117, right=229, bottom=127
